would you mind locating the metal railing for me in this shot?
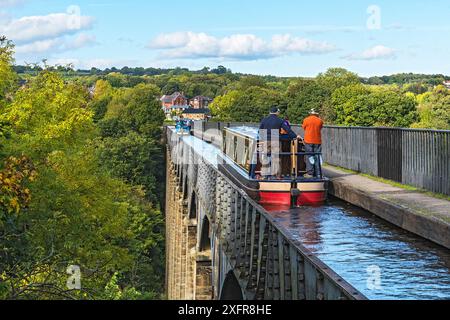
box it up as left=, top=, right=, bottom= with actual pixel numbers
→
left=191, top=122, right=450, bottom=196
left=321, top=126, right=450, bottom=196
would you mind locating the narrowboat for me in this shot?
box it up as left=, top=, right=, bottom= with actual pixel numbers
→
left=218, top=127, right=328, bottom=207
left=175, top=120, right=192, bottom=135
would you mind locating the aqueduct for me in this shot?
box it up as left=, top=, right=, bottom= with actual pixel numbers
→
left=164, top=126, right=365, bottom=300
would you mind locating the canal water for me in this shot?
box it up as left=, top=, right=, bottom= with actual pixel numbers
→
left=175, top=128, right=450, bottom=300
left=266, top=199, right=450, bottom=300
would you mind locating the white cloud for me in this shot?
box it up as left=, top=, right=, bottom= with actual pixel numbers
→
left=148, top=31, right=336, bottom=60
left=1, top=13, right=95, bottom=44
left=15, top=33, right=97, bottom=54
left=344, top=45, right=396, bottom=61
left=48, top=58, right=80, bottom=66
left=46, top=58, right=140, bottom=70
left=2, top=11, right=96, bottom=57
left=15, top=38, right=62, bottom=54
left=0, top=0, right=25, bottom=8
left=66, top=33, right=97, bottom=49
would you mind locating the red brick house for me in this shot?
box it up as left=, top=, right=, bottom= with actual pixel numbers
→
left=190, top=96, right=213, bottom=109
left=182, top=108, right=211, bottom=121
left=160, top=92, right=190, bottom=119
left=443, top=81, right=450, bottom=89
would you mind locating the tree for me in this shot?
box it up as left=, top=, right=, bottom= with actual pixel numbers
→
left=210, top=90, right=244, bottom=121
left=315, top=68, right=361, bottom=123
left=402, top=82, right=429, bottom=95
left=286, top=79, right=328, bottom=123
left=96, top=132, right=164, bottom=204
left=1, top=70, right=95, bottom=158
left=316, top=68, right=360, bottom=93
left=0, top=36, right=17, bottom=106
left=333, top=84, right=418, bottom=127
left=210, top=87, right=286, bottom=122
left=1, top=67, right=165, bottom=300
left=162, top=80, right=181, bottom=95
left=211, top=65, right=229, bottom=75
left=411, top=85, right=450, bottom=129
left=89, top=79, right=114, bottom=122
left=98, top=83, right=165, bottom=203
left=238, top=76, right=267, bottom=90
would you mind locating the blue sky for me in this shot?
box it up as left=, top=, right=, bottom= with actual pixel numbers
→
left=1, top=0, right=450, bottom=76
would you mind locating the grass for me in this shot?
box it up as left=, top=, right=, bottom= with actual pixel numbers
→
left=324, top=163, right=450, bottom=201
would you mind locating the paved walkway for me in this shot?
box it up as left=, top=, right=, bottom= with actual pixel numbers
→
left=323, top=165, right=450, bottom=249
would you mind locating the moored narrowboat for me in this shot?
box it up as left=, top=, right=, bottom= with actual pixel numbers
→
left=218, top=127, right=328, bottom=207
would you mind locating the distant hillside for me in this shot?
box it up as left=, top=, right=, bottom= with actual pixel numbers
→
left=14, top=65, right=450, bottom=87
left=13, top=65, right=234, bottom=77
left=363, top=73, right=450, bottom=86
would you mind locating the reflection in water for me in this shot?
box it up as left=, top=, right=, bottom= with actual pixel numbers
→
left=266, top=198, right=450, bottom=300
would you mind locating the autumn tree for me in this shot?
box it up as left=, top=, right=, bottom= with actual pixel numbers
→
left=0, top=55, right=164, bottom=299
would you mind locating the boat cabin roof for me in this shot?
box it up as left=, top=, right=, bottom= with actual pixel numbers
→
left=226, top=126, right=259, bottom=140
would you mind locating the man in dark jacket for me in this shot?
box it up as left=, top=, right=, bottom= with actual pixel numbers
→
left=259, top=107, right=297, bottom=141
left=256, top=107, right=299, bottom=178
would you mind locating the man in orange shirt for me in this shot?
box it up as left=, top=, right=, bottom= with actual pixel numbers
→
left=302, top=109, right=324, bottom=178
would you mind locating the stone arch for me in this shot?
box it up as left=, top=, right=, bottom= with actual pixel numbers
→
left=183, top=176, right=189, bottom=199
left=220, top=271, right=244, bottom=300
left=189, top=192, right=197, bottom=219
left=195, top=209, right=213, bottom=300
left=177, top=171, right=183, bottom=191
left=199, top=216, right=211, bottom=252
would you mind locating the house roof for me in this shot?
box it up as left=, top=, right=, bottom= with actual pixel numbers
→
left=171, top=92, right=186, bottom=99
left=160, top=95, right=172, bottom=102
left=171, top=105, right=190, bottom=109
left=192, top=95, right=213, bottom=101
left=183, top=108, right=211, bottom=115
left=160, top=92, right=188, bottom=102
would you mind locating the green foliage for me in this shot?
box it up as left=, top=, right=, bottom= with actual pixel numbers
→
left=96, top=132, right=164, bottom=204
left=333, top=84, right=418, bottom=127
left=0, top=37, right=18, bottom=106
left=0, top=46, right=165, bottom=300
left=104, top=72, right=149, bottom=88
left=402, top=82, right=430, bottom=95
left=99, top=83, right=163, bottom=136
left=315, top=68, right=361, bottom=123
left=286, top=79, right=328, bottom=123
left=157, top=73, right=234, bottom=98
left=238, top=76, right=267, bottom=90
left=208, top=67, right=430, bottom=128
left=316, top=68, right=360, bottom=93
left=97, top=83, right=165, bottom=203
left=0, top=156, right=37, bottom=217
left=366, top=73, right=448, bottom=86
left=2, top=71, right=95, bottom=158
left=210, top=86, right=287, bottom=122
left=412, top=85, right=450, bottom=129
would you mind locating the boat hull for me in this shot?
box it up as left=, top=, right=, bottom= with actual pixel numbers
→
left=259, top=190, right=327, bottom=206
left=218, top=153, right=328, bottom=207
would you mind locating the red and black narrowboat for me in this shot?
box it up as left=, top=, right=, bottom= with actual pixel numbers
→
left=218, top=127, right=328, bottom=207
